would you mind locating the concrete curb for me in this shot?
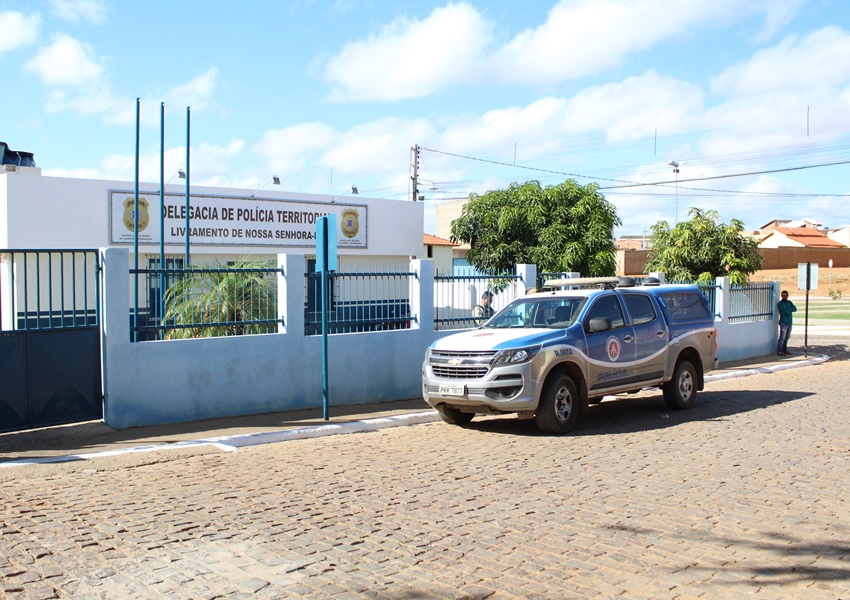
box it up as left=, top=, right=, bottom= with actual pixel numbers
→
left=1, top=411, right=442, bottom=468
left=2, top=355, right=833, bottom=467
left=706, top=354, right=831, bottom=382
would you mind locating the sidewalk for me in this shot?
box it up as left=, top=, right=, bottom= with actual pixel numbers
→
left=0, top=351, right=835, bottom=469
left=791, top=318, right=850, bottom=337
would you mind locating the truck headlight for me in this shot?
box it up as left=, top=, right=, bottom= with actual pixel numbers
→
left=491, top=345, right=541, bottom=367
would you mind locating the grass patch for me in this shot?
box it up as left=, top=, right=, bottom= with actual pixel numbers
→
left=794, top=310, right=850, bottom=321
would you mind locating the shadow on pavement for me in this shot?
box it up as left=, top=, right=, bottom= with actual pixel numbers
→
left=459, top=389, right=813, bottom=438
left=609, top=522, right=850, bottom=586
left=799, top=341, right=850, bottom=360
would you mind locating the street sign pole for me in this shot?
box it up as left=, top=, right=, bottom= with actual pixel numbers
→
left=317, top=215, right=337, bottom=421
left=805, top=262, right=810, bottom=358
left=797, top=262, right=817, bottom=359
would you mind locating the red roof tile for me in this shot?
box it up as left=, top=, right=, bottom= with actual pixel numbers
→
left=773, top=227, right=844, bottom=248
left=423, top=233, right=457, bottom=246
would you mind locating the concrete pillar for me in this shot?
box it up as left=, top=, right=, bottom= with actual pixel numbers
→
left=517, top=264, right=537, bottom=295
left=410, top=259, right=434, bottom=331
left=278, top=253, right=305, bottom=335
left=0, top=254, right=11, bottom=330
left=101, top=247, right=130, bottom=424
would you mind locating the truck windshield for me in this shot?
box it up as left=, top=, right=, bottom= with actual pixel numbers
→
left=483, top=297, right=587, bottom=329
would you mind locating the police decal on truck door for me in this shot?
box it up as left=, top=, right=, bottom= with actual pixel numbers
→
left=622, top=292, right=667, bottom=383
left=582, top=294, right=639, bottom=390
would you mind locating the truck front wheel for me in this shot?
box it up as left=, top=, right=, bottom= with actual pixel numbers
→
left=535, top=373, right=579, bottom=434
left=663, top=359, right=697, bottom=409
left=436, top=404, right=475, bottom=425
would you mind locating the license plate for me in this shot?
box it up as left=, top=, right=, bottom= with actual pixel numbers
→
left=439, top=384, right=465, bottom=397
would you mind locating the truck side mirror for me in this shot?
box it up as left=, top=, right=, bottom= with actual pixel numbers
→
left=587, top=317, right=611, bottom=333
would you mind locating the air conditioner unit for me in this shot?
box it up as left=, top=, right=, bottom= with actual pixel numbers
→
left=3, top=165, right=17, bottom=173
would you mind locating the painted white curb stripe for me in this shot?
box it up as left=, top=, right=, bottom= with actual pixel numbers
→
left=706, top=354, right=831, bottom=382
left=1, top=411, right=440, bottom=467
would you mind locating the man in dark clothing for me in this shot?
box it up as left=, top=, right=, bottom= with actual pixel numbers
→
left=777, top=290, right=797, bottom=355
left=472, top=291, right=495, bottom=325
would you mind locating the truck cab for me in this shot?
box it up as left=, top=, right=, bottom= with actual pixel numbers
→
left=422, top=279, right=717, bottom=434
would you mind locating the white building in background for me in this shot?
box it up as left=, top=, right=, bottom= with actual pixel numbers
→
left=828, top=225, right=850, bottom=248
left=421, top=234, right=457, bottom=274
left=1, top=167, right=423, bottom=264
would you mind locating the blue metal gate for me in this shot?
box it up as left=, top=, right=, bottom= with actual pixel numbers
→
left=0, top=250, right=102, bottom=433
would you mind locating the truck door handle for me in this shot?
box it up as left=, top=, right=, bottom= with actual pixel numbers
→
left=623, top=335, right=634, bottom=343
left=656, top=330, right=666, bottom=337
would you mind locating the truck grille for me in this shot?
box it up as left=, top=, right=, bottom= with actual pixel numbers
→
left=429, top=350, right=496, bottom=380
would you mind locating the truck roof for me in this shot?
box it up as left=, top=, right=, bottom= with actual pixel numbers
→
left=532, top=282, right=704, bottom=299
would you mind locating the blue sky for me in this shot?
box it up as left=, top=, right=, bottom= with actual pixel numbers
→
left=2, top=0, right=850, bottom=236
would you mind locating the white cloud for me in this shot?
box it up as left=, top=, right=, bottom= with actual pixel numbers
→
left=700, top=26, right=850, bottom=150
left=165, top=68, right=218, bottom=112
left=252, top=117, right=438, bottom=195
left=487, top=0, right=810, bottom=85
left=486, top=0, right=693, bottom=83
left=0, top=11, right=41, bottom=54
left=51, top=0, right=106, bottom=23
left=25, top=35, right=103, bottom=86
left=711, top=26, right=850, bottom=97
left=441, top=71, right=704, bottom=157
left=101, top=69, right=219, bottom=127
left=44, top=86, right=121, bottom=116
left=323, top=2, right=492, bottom=102
left=320, top=117, right=436, bottom=174
left=98, top=139, right=245, bottom=184
left=254, top=123, right=340, bottom=176
left=564, top=72, right=706, bottom=141
left=751, top=0, right=808, bottom=43
left=32, top=65, right=220, bottom=132
left=321, top=0, right=812, bottom=98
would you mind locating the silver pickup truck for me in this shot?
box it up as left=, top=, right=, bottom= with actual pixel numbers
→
left=422, top=279, right=717, bottom=434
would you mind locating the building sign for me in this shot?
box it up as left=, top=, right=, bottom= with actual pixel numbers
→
left=109, top=191, right=368, bottom=248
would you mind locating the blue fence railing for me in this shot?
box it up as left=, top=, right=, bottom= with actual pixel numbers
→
left=305, top=264, right=415, bottom=335
left=697, top=283, right=719, bottom=318
left=1, top=249, right=100, bottom=332
left=729, top=282, right=774, bottom=322
left=434, top=269, right=521, bottom=331
left=130, top=260, right=283, bottom=341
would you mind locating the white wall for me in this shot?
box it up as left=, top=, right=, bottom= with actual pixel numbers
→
left=102, top=249, right=454, bottom=428
left=421, top=243, right=453, bottom=274
left=828, top=227, right=850, bottom=247
left=713, top=277, right=779, bottom=362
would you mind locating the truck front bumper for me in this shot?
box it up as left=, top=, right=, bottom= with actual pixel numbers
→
left=422, top=360, right=540, bottom=414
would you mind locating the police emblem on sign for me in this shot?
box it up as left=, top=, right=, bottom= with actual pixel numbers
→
left=606, top=336, right=621, bottom=362
left=340, top=208, right=359, bottom=238
left=123, top=197, right=150, bottom=232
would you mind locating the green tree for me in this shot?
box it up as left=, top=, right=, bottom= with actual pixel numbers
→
left=449, top=179, right=621, bottom=276
left=163, top=257, right=278, bottom=338
left=645, top=208, right=762, bottom=284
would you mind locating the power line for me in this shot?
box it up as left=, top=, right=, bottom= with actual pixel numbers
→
left=598, top=158, right=850, bottom=190
left=420, top=145, right=850, bottom=194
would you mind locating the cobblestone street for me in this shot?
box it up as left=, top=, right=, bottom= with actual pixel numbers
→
left=2, top=341, right=849, bottom=599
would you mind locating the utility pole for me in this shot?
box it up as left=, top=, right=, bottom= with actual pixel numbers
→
left=409, top=145, right=420, bottom=201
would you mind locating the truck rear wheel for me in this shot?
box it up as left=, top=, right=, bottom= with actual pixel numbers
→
left=436, top=404, right=475, bottom=425
left=535, top=373, right=579, bottom=434
left=663, top=359, right=697, bottom=409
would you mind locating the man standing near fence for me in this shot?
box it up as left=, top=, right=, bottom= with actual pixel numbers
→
left=777, top=290, right=797, bottom=356
left=472, top=291, right=495, bottom=325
